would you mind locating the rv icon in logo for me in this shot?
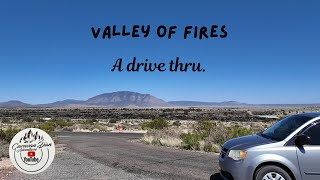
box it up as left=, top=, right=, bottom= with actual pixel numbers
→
left=9, top=128, right=55, bottom=174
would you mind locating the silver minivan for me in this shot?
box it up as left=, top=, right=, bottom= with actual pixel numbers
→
left=219, top=112, right=320, bottom=180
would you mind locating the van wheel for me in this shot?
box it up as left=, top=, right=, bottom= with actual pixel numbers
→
left=254, top=165, right=292, bottom=180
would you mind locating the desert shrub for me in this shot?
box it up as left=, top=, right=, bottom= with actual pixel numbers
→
left=23, top=117, right=34, bottom=123
left=250, top=123, right=267, bottom=134
left=181, top=132, right=202, bottom=150
left=158, top=136, right=182, bottom=147
left=142, top=128, right=183, bottom=147
left=109, top=119, right=118, bottom=123
left=83, top=119, right=98, bottom=125
left=142, top=118, right=254, bottom=153
left=23, top=123, right=37, bottom=129
left=205, top=125, right=253, bottom=147
left=197, top=119, right=217, bottom=132
left=181, top=119, right=253, bottom=151
left=36, top=118, right=45, bottom=123
left=141, top=118, right=169, bottom=130
left=92, top=125, right=108, bottom=132
left=142, top=135, right=154, bottom=144
left=205, top=126, right=231, bottom=146
left=0, top=127, right=21, bottom=143
left=38, top=122, right=55, bottom=134
left=195, top=119, right=219, bottom=138
left=37, top=119, right=73, bottom=133
left=199, top=140, right=205, bottom=151
left=203, top=142, right=213, bottom=152
left=147, top=128, right=182, bottom=138
left=55, top=119, right=73, bottom=128
left=212, top=144, right=221, bottom=153
left=172, top=121, right=181, bottom=126
left=80, top=124, right=93, bottom=130
left=1, top=119, right=10, bottom=123
left=228, top=126, right=253, bottom=138
left=62, top=126, right=74, bottom=132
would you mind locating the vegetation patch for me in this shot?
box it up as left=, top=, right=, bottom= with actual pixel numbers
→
left=142, top=118, right=261, bottom=153
left=0, top=127, right=21, bottom=144
left=141, top=118, right=169, bottom=130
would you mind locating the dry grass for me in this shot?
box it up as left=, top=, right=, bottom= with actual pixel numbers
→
left=62, top=124, right=112, bottom=132
left=159, top=137, right=182, bottom=147
left=142, top=120, right=269, bottom=153
left=212, top=144, right=221, bottom=153
left=142, top=128, right=184, bottom=147
left=141, top=135, right=154, bottom=144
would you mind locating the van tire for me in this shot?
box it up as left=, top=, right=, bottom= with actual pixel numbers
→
left=254, top=165, right=292, bottom=180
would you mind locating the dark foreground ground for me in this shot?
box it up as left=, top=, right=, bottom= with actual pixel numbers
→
left=7, top=132, right=222, bottom=180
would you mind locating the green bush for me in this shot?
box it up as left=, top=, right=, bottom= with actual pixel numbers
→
left=141, top=118, right=169, bottom=130
left=38, top=122, right=55, bottom=134
left=37, top=119, right=73, bottom=134
left=23, top=117, right=34, bottom=123
left=0, top=127, right=21, bottom=143
left=195, top=119, right=219, bottom=138
left=181, top=119, right=253, bottom=151
left=23, top=123, right=37, bottom=129
left=55, top=119, right=73, bottom=128
left=197, top=119, right=217, bottom=132
left=228, top=126, right=253, bottom=138
left=206, top=126, right=230, bottom=146
left=142, top=118, right=255, bottom=153
left=0, top=120, right=72, bottom=143
left=181, top=132, right=202, bottom=150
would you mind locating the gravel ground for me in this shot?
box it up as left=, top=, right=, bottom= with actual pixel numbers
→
left=8, top=150, right=158, bottom=180
left=1, top=133, right=222, bottom=180
left=0, top=142, right=9, bottom=159
left=0, top=142, right=12, bottom=180
left=0, top=159, right=14, bottom=180
left=56, top=132, right=220, bottom=180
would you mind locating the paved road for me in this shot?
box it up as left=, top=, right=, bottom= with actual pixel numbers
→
left=7, top=132, right=222, bottom=180
left=56, top=132, right=221, bottom=180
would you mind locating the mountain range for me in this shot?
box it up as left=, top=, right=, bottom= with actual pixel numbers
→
left=0, top=91, right=318, bottom=108
left=0, top=91, right=170, bottom=108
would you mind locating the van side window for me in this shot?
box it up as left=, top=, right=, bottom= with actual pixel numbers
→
left=304, top=123, right=320, bottom=145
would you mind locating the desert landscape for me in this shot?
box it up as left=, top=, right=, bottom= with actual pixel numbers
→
left=1, top=91, right=320, bottom=179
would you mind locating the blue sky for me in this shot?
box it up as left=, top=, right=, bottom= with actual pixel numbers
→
left=0, top=1, right=319, bottom=104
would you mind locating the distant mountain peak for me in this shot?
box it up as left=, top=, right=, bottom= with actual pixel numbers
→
left=0, top=100, right=31, bottom=107
left=5, top=91, right=310, bottom=108
left=85, top=91, right=169, bottom=107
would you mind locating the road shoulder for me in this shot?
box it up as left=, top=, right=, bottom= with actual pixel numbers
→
left=8, top=145, right=157, bottom=180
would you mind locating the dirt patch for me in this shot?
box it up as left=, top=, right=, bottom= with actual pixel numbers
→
left=0, top=158, right=14, bottom=180
left=0, top=158, right=13, bottom=170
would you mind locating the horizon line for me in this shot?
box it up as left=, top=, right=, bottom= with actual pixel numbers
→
left=0, top=90, right=319, bottom=106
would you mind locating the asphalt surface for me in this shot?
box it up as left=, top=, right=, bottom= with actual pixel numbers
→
left=10, top=132, right=222, bottom=180
left=10, top=150, right=156, bottom=180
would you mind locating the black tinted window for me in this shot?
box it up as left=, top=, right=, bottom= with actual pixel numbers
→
left=304, top=123, right=320, bottom=145
left=261, top=115, right=312, bottom=141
